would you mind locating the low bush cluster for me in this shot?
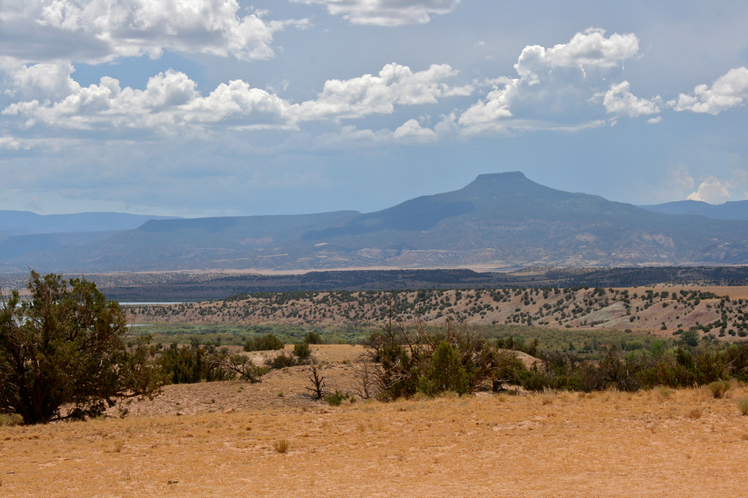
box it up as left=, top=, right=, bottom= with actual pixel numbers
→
left=244, top=334, right=284, bottom=352
left=367, top=320, right=748, bottom=399
left=264, top=342, right=315, bottom=370
left=367, top=319, right=525, bottom=400
left=303, top=332, right=324, bottom=345
left=159, top=342, right=234, bottom=384
left=159, top=340, right=267, bottom=384
left=509, top=343, right=748, bottom=392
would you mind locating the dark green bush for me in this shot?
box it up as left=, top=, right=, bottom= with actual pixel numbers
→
left=324, top=390, right=351, bottom=406
left=266, top=352, right=297, bottom=369
left=293, top=342, right=312, bottom=360
left=418, top=342, right=470, bottom=396
left=0, top=271, right=162, bottom=424
left=159, top=343, right=234, bottom=384
left=244, top=334, right=284, bottom=352
left=303, top=332, right=324, bottom=345
left=368, top=320, right=528, bottom=400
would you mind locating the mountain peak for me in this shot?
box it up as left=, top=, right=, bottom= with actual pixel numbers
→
left=473, top=171, right=526, bottom=183
left=460, top=171, right=544, bottom=198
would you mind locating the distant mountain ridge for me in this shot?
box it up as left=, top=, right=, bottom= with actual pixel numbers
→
left=0, top=211, right=181, bottom=262
left=639, top=199, right=748, bottom=220
left=0, top=210, right=179, bottom=237
left=2, top=172, right=748, bottom=273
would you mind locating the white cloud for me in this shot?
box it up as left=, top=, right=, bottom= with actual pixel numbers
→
left=292, top=0, right=459, bottom=27
left=647, top=116, right=662, bottom=124
left=458, top=28, right=639, bottom=135
left=0, top=137, right=25, bottom=150
left=1, top=0, right=308, bottom=63
left=514, top=28, right=639, bottom=84
left=3, top=61, right=80, bottom=100
left=2, top=62, right=470, bottom=134
left=599, top=81, right=660, bottom=118
left=2, top=69, right=293, bottom=133
left=672, top=67, right=748, bottom=115
left=297, top=63, right=472, bottom=122
left=687, top=175, right=731, bottom=204
left=393, top=118, right=437, bottom=144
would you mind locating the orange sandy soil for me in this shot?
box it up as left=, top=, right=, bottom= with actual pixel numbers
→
left=3, top=382, right=748, bottom=496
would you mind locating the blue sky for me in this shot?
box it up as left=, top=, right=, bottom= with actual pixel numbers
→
left=1, top=0, right=747, bottom=217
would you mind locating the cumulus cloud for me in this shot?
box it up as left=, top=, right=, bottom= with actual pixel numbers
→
left=2, top=69, right=294, bottom=133
left=2, top=62, right=470, bottom=134
left=458, top=28, right=639, bottom=135
left=513, top=28, right=639, bottom=83
left=599, top=81, right=661, bottom=118
left=296, top=63, right=472, bottom=122
left=393, top=118, right=437, bottom=144
left=3, top=61, right=80, bottom=100
left=292, top=0, right=459, bottom=27
left=672, top=67, right=748, bottom=115
left=1, top=0, right=308, bottom=63
left=687, top=175, right=731, bottom=204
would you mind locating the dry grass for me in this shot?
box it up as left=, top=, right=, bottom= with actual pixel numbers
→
left=2, top=381, right=748, bottom=497
left=272, top=439, right=290, bottom=454
left=737, top=398, right=748, bottom=416
left=0, top=414, right=23, bottom=426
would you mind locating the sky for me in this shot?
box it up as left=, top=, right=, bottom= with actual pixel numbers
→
left=1, top=0, right=748, bottom=218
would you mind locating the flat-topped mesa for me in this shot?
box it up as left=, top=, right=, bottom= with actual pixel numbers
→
left=473, top=171, right=527, bottom=182
left=462, top=172, right=529, bottom=193
left=456, top=171, right=575, bottom=207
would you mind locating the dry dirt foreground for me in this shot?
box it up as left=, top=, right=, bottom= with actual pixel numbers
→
left=3, top=386, right=748, bottom=497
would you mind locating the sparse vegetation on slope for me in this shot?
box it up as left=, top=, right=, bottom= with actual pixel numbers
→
left=127, top=285, right=748, bottom=340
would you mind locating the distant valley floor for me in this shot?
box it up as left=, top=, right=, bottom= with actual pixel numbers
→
left=4, top=265, right=748, bottom=302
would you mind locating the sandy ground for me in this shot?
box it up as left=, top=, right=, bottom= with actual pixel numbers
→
left=2, top=387, right=748, bottom=497
left=2, top=345, right=748, bottom=497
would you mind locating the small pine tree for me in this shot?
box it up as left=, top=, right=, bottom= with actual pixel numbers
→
left=418, top=342, right=470, bottom=396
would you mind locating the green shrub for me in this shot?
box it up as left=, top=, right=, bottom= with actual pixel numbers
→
left=324, top=390, right=351, bottom=406
left=293, top=342, right=312, bottom=360
left=303, top=332, right=324, bottom=345
left=266, top=353, right=297, bottom=369
left=0, top=271, right=162, bottom=424
left=244, top=334, right=284, bottom=352
left=418, top=342, right=470, bottom=396
left=159, top=343, right=234, bottom=384
left=368, top=320, right=528, bottom=400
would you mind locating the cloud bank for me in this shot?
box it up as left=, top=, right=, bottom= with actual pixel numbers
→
left=0, top=0, right=308, bottom=63
left=2, top=62, right=471, bottom=134
left=292, top=0, right=460, bottom=27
